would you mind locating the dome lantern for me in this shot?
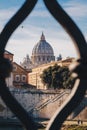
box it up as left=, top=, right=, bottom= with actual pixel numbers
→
left=40, top=32, right=45, bottom=41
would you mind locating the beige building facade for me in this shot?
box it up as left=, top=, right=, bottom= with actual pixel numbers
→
left=28, top=58, right=75, bottom=89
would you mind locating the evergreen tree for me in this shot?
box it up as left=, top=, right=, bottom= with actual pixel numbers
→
left=40, top=64, right=75, bottom=89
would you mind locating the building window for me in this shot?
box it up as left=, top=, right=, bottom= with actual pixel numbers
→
left=24, top=66, right=27, bottom=69
left=47, top=56, right=49, bottom=61
left=15, top=75, right=20, bottom=82
left=13, top=65, right=17, bottom=71
left=21, top=75, right=26, bottom=82
left=43, top=56, right=45, bottom=61
left=38, top=57, right=41, bottom=61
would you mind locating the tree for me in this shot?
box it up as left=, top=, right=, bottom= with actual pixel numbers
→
left=40, top=66, right=52, bottom=88
left=40, top=64, right=75, bottom=89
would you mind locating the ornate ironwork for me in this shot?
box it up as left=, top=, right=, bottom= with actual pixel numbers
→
left=0, top=0, right=87, bottom=130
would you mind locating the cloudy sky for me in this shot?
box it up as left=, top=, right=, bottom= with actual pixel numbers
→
left=0, top=0, right=87, bottom=64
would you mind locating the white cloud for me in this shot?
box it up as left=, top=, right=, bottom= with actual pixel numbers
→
left=6, top=28, right=78, bottom=64
left=0, top=6, right=23, bottom=32
left=0, top=8, right=15, bottom=19
left=52, top=39, right=77, bottom=58
left=6, top=39, right=34, bottom=64
left=62, top=1, right=87, bottom=18
left=30, top=9, right=51, bottom=18
left=3, top=0, right=87, bottom=64
left=9, top=23, right=44, bottom=41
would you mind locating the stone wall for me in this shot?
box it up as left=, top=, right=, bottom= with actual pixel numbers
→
left=0, top=89, right=69, bottom=119
left=0, top=88, right=87, bottom=121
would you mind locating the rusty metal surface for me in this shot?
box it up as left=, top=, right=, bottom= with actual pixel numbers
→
left=0, top=0, right=87, bottom=130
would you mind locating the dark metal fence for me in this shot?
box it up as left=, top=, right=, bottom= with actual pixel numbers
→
left=0, top=0, right=87, bottom=130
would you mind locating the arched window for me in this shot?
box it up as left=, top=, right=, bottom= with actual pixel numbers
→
left=15, top=75, right=20, bottom=82
left=47, top=56, right=49, bottom=61
left=43, top=56, right=45, bottom=61
left=21, top=75, right=26, bottom=82
left=38, top=56, right=41, bottom=61
left=24, top=66, right=27, bottom=69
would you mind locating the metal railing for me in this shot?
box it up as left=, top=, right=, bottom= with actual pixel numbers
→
left=0, top=0, right=87, bottom=130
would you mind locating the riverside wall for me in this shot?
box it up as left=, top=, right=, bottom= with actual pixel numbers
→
left=0, top=88, right=87, bottom=121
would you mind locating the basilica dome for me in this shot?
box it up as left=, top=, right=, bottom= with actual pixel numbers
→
left=32, top=33, right=54, bottom=55
left=31, top=33, right=55, bottom=65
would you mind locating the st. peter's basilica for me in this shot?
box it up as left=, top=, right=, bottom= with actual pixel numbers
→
left=20, top=32, right=55, bottom=71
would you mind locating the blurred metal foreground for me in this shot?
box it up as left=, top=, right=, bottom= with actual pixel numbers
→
left=0, top=0, right=87, bottom=130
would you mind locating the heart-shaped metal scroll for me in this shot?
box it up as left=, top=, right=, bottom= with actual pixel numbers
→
left=43, top=0, right=87, bottom=130
left=0, top=1, right=38, bottom=130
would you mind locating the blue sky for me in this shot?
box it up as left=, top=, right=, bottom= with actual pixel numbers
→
left=0, top=0, right=87, bottom=64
